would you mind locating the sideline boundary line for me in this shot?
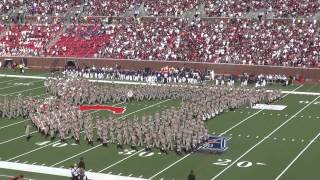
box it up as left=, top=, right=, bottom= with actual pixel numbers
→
left=0, top=161, right=146, bottom=180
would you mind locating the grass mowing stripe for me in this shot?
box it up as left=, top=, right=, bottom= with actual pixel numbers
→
left=275, top=130, right=320, bottom=180
left=148, top=85, right=304, bottom=179
left=210, top=95, right=320, bottom=180
left=50, top=99, right=170, bottom=167
left=0, top=119, right=30, bottom=130
left=0, top=79, right=43, bottom=90
left=1, top=85, right=45, bottom=96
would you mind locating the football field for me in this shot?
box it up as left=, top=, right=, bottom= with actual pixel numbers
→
left=0, top=71, right=319, bottom=180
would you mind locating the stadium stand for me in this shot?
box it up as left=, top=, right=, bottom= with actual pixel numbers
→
left=0, top=24, right=63, bottom=56
left=0, top=0, right=319, bottom=68
left=84, top=0, right=143, bottom=16
left=48, top=24, right=111, bottom=57
left=143, top=0, right=201, bottom=16
left=204, top=0, right=320, bottom=18
left=98, top=18, right=320, bottom=67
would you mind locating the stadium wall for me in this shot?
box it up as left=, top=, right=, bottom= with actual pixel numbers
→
left=1, top=56, right=319, bottom=82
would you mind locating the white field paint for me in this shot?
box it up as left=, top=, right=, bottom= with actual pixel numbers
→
left=1, top=85, right=45, bottom=96
left=0, top=161, right=146, bottom=180
left=0, top=79, right=43, bottom=90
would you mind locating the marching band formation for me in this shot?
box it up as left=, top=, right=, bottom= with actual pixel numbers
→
left=0, top=77, right=281, bottom=153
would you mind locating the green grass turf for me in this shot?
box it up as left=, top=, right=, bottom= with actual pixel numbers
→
left=0, top=73, right=319, bottom=180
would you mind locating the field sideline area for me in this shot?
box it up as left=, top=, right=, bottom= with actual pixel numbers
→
left=0, top=70, right=319, bottom=180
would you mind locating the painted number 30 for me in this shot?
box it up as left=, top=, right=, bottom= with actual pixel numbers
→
left=213, top=159, right=253, bottom=168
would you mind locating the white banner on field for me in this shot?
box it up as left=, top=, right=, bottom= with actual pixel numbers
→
left=252, top=104, right=287, bottom=111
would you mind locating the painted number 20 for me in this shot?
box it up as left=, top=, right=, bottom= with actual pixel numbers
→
left=213, top=159, right=253, bottom=168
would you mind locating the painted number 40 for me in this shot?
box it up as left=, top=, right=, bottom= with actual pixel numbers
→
left=213, top=159, right=264, bottom=168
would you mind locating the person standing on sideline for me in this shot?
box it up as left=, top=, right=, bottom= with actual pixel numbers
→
left=25, top=124, right=31, bottom=141
left=71, top=164, right=79, bottom=180
left=188, top=170, right=195, bottom=180
left=78, top=157, right=86, bottom=170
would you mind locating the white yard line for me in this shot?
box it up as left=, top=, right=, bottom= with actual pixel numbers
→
left=210, top=96, right=320, bottom=180
left=98, top=149, right=145, bottom=173
left=275, top=130, right=320, bottom=180
left=0, top=131, right=37, bottom=145
left=0, top=79, right=43, bottom=90
left=50, top=144, right=103, bottom=167
left=0, top=119, right=30, bottom=130
left=0, top=85, right=45, bottom=96
left=50, top=99, right=170, bottom=167
left=148, top=85, right=304, bottom=179
left=118, top=99, right=170, bottom=119
left=219, top=110, right=263, bottom=136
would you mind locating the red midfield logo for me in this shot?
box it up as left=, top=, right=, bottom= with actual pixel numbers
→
left=79, top=105, right=126, bottom=114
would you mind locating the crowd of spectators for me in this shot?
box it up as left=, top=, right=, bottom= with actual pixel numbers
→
left=1, top=0, right=320, bottom=18
left=204, top=0, right=268, bottom=17
left=0, top=1, right=320, bottom=68
left=143, top=0, right=201, bottom=16
left=270, top=0, right=320, bottom=18
left=25, top=0, right=82, bottom=16
left=0, top=0, right=81, bottom=16
left=82, top=0, right=201, bottom=17
left=84, top=0, right=143, bottom=17
left=0, top=23, right=63, bottom=56
left=0, top=17, right=319, bottom=67
left=48, top=23, right=111, bottom=57
left=204, top=0, right=320, bottom=18
left=98, top=18, right=320, bottom=67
